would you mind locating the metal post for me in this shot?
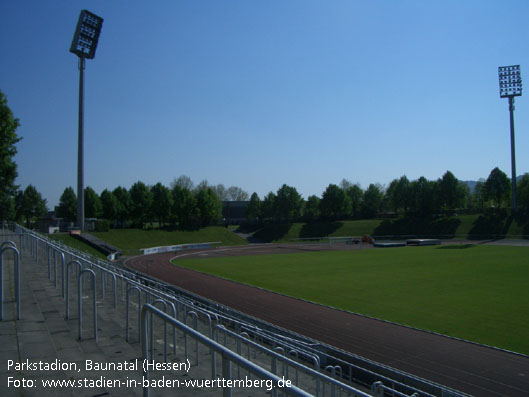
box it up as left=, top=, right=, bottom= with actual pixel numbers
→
left=141, top=306, right=150, bottom=397
left=77, top=56, right=85, bottom=231
left=126, top=285, right=141, bottom=342
left=0, top=246, right=20, bottom=320
left=78, top=269, right=97, bottom=341
left=222, top=353, right=232, bottom=397
left=59, top=251, right=65, bottom=297
left=509, top=96, right=517, bottom=211
left=66, top=260, right=82, bottom=319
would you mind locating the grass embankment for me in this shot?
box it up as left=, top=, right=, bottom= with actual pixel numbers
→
left=248, top=220, right=382, bottom=243
left=245, top=213, right=529, bottom=243
left=174, top=244, right=529, bottom=354
left=49, top=234, right=108, bottom=260
left=92, top=227, right=247, bottom=256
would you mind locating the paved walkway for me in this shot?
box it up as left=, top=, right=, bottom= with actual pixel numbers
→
left=1, top=239, right=365, bottom=397
left=0, top=247, right=275, bottom=397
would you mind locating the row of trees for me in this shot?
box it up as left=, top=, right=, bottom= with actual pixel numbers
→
left=55, top=176, right=243, bottom=229
left=50, top=167, right=529, bottom=229
left=245, top=168, right=529, bottom=223
left=3, top=89, right=528, bottom=230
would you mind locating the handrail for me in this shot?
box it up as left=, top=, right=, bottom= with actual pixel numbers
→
left=217, top=325, right=371, bottom=397
left=241, top=325, right=438, bottom=397
left=150, top=299, right=168, bottom=362
left=1, top=240, right=17, bottom=250
left=0, top=245, right=21, bottom=320
left=126, top=285, right=141, bottom=342
left=141, top=303, right=314, bottom=397
left=65, top=260, right=82, bottom=319
left=372, top=381, right=420, bottom=397
left=78, top=269, right=97, bottom=341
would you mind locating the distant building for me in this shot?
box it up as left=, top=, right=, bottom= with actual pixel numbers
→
left=222, top=201, right=249, bottom=224
left=38, top=211, right=71, bottom=233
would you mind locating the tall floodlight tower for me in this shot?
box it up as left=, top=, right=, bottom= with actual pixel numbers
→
left=498, top=65, right=522, bottom=212
left=70, top=10, right=103, bottom=231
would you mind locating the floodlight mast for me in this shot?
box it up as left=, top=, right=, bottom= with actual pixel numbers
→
left=70, top=10, right=103, bottom=231
left=498, top=65, right=522, bottom=212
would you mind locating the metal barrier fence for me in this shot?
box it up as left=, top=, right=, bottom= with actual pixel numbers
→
left=0, top=241, right=21, bottom=320
left=0, top=222, right=469, bottom=397
left=239, top=325, right=438, bottom=397
left=215, top=324, right=371, bottom=397
left=141, top=303, right=319, bottom=397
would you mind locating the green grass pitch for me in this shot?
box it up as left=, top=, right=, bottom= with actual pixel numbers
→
left=173, top=245, right=529, bottom=355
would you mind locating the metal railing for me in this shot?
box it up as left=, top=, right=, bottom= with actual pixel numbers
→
left=2, top=223, right=470, bottom=397
left=240, top=325, right=439, bottom=397
left=215, top=325, right=372, bottom=397
left=0, top=242, right=21, bottom=320
left=78, top=268, right=97, bottom=341
left=141, top=303, right=317, bottom=397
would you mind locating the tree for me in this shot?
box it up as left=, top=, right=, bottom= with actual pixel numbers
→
left=195, top=188, right=222, bottom=227
left=483, top=167, right=510, bottom=209
left=361, top=184, right=384, bottom=218
left=320, top=184, right=350, bottom=220
left=275, top=184, right=303, bottom=221
left=195, top=179, right=209, bottom=192
left=56, top=187, right=77, bottom=223
left=385, top=175, right=412, bottom=214
left=385, top=178, right=399, bottom=213
left=100, top=189, right=118, bottom=221
left=245, top=192, right=261, bottom=222
left=261, top=192, right=277, bottom=220
left=304, top=195, right=320, bottom=221
left=151, top=182, right=173, bottom=227
left=438, top=171, right=466, bottom=211
left=113, top=186, right=131, bottom=228
left=14, top=190, right=24, bottom=222
left=84, top=186, right=102, bottom=218
left=170, top=175, right=194, bottom=191
left=0, top=90, right=22, bottom=220
left=409, top=177, right=439, bottom=216
left=226, top=186, right=249, bottom=201
left=171, top=185, right=199, bottom=229
left=16, top=185, right=47, bottom=228
left=470, top=180, right=486, bottom=211
left=213, top=184, right=228, bottom=200
left=129, top=181, right=153, bottom=228
left=339, top=178, right=353, bottom=191
left=517, top=173, right=529, bottom=211
left=345, top=184, right=363, bottom=218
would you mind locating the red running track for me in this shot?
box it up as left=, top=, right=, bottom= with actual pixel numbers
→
left=125, top=247, right=529, bottom=397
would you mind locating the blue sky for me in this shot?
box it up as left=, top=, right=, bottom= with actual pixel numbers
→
left=1, top=0, right=528, bottom=208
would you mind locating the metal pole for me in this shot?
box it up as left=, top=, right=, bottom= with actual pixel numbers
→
left=509, top=96, right=517, bottom=212
left=77, top=56, right=85, bottom=231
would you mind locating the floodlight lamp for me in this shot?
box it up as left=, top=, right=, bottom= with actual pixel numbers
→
left=70, top=10, right=104, bottom=59
left=498, top=65, right=522, bottom=98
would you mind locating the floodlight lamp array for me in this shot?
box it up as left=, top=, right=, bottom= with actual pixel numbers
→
left=498, top=65, right=522, bottom=98
left=70, top=10, right=104, bottom=60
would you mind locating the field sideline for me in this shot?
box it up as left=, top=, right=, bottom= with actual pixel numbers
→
left=173, top=244, right=529, bottom=355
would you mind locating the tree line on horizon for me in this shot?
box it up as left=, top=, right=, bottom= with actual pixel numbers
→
left=2, top=89, right=529, bottom=230
left=47, top=168, right=529, bottom=230
left=54, top=176, right=248, bottom=230
left=245, top=168, right=529, bottom=224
